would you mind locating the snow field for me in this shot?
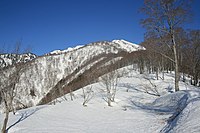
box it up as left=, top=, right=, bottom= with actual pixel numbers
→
left=1, top=66, right=200, bottom=133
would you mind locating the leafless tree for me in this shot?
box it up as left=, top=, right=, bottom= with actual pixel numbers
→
left=140, top=0, right=192, bottom=91
left=143, top=76, right=160, bottom=96
left=0, top=42, right=30, bottom=133
left=100, top=70, right=119, bottom=106
left=81, top=86, right=94, bottom=106
left=0, top=65, right=22, bottom=133
left=69, top=89, right=75, bottom=101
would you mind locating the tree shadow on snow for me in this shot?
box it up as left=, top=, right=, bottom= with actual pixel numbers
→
left=165, top=85, right=174, bottom=93
left=118, top=83, right=144, bottom=93
left=6, top=106, right=46, bottom=132
left=131, top=92, right=188, bottom=114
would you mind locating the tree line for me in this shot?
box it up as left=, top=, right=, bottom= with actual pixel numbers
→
left=139, top=29, right=200, bottom=86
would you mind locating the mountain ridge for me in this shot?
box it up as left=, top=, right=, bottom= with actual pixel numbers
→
left=0, top=39, right=145, bottom=111
left=47, top=39, right=144, bottom=55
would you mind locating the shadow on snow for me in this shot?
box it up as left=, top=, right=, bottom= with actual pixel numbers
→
left=6, top=106, right=46, bottom=132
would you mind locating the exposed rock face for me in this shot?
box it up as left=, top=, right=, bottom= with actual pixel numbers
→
left=0, top=40, right=144, bottom=110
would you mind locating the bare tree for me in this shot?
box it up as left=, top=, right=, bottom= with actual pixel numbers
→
left=143, top=76, right=160, bottom=96
left=100, top=70, right=119, bottom=106
left=81, top=86, right=94, bottom=106
left=0, top=42, right=30, bottom=133
left=69, top=89, right=75, bottom=101
left=0, top=65, right=21, bottom=133
left=140, top=0, right=192, bottom=91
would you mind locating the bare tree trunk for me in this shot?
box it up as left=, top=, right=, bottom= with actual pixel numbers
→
left=1, top=110, right=9, bottom=133
left=70, top=89, right=74, bottom=101
left=172, top=34, right=180, bottom=91
left=82, top=88, right=86, bottom=106
left=162, top=56, right=164, bottom=80
left=156, top=67, right=159, bottom=80
left=162, top=71, right=165, bottom=80
left=194, top=73, right=198, bottom=86
left=182, top=72, right=186, bottom=82
left=190, top=76, right=194, bottom=85
left=170, top=61, right=173, bottom=73
left=107, top=92, right=112, bottom=107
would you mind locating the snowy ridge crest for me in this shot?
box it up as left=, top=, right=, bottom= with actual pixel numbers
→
left=48, top=45, right=84, bottom=55
left=112, top=39, right=145, bottom=52
left=48, top=39, right=145, bottom=55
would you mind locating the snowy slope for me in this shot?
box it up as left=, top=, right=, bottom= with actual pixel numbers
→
left=0, top=66, right=165, bottom=133
left=112, top=39, right=145, bottom=52
left=1, top=66, right=199, bottom=133
left=161, top=89, right=200, bottom=133
left=170, top=99, right=200, bottom=132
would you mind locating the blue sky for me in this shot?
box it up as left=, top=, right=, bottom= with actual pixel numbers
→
left=0, top=0, right=200, bottom=55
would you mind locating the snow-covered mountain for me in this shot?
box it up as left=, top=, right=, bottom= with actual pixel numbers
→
left=0, top=53, right=37, bottom=69
left=1, top=40, right=200, bottom=133
left=112, top=39, right=145, bottom=52
left=0, top=39, right=144, bottom=111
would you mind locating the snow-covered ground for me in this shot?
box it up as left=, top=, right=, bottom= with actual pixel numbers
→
left=1, top=66, right=200, bottom=133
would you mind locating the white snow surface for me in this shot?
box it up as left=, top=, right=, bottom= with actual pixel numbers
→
left=169, top=99, right=200, bottom=133
left=49, top=45, right=84, bottom=55
left=112, top=39, right=145, bottom=52
left=1, top=66, right=200, bottom=133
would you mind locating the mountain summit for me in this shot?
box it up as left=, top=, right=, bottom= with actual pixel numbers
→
left=48, top=39, right=144, bottom=55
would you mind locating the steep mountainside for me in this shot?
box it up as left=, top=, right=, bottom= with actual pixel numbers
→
left=0, top=40, right=144, bottom=111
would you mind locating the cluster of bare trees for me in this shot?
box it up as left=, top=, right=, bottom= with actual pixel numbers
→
left=138, top=29, right=200, bottom=86
left=182, top=30, right=200, bottom=86
left=139, top=0, right=200, bottom=90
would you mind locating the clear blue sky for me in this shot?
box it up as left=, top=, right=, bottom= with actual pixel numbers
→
left=0, top=0, right=200, bottom=55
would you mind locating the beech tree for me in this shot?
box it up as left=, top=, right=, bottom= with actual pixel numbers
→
left=141, top=0, right=192, bottom=91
